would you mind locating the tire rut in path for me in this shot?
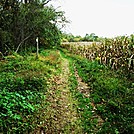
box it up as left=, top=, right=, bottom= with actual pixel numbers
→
left=44, top=57, right=82, bottom=134
left=75, top=69, right=104, bottom=133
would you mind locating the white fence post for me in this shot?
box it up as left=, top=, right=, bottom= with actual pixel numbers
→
left=36, top=37, right=39, bottom=59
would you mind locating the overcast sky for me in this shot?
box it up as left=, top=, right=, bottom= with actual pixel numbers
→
left=49, top=0, right=134, bottom=37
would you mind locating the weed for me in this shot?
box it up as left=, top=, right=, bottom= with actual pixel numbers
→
left=0, top=49, right=61, bottom=133
left=62, top=49, right=133, bottom=133
left=74, top=56, right=133, bottom=133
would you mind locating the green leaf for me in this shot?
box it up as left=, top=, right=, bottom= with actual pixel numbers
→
left=13, top=114, right=22, bottom=120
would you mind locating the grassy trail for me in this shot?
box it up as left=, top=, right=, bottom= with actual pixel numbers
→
left=1, top=49, right=132, bottom=134
left=44, top=52, right=82, bottom=133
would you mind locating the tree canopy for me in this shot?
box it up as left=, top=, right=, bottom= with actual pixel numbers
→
left=0, top=0, right=67, bottom=55
left=62, top=33, right=99, bottom=42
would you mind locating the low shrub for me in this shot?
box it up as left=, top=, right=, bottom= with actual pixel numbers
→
left=73, top=55, right=133, bottom=133
left=0, top=50, right=61, bottom=133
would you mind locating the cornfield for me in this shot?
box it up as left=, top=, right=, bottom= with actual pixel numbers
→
left=61, top=36, right=134, bottom=74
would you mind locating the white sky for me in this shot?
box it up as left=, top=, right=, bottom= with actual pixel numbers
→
left=49, top=0, right=134, bottom=37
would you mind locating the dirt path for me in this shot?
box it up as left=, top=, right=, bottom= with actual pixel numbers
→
left=33, top=52, right=103, bottom=134
left=75, top=69, right=104, bottom=133
left=75, top=69, right=91, bottom=98
left=44, top=55, right=82, bottom=133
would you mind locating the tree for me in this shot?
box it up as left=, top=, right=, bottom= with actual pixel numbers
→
left=0, top=0, right=67, bottom=55
left=83, top=33, right=98, bottom=42
left=0, top=0, right=20, bottom=54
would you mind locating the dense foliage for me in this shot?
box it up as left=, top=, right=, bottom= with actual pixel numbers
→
left=62, top=33, right=99, bottom=42
left=0, top=50, right=62, bottom=133
left=0, top=0, right=66, bottom=55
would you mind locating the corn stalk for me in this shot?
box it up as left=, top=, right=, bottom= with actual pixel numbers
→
left=61, top=36, right=134, bottom=74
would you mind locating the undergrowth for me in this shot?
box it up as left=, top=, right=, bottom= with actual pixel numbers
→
left=75, top=57, right=133, bottom=133
left=61, top=48, right=134, bottom=134
left=0, top=49, right=62, bottom=133
left=0, top=48, right=133, bottom=133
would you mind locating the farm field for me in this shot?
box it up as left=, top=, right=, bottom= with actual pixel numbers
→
left=61, top=36, right=134, bottom=76
left=62, top=42, right=101, bottom=46
left=0, top=0, right=134, bottom=133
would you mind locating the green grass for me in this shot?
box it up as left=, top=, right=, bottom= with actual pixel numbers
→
left=61, top=48, right=133, bottom=133
left=0, top=50, right=62, bottom=133
left=0, top=48, right=133, bottom=133
left=62, top=50, right=99, bottom=133
left=73, top=55, right=133, bottom=134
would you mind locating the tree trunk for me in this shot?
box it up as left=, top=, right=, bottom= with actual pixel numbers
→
left=15, top=33, right=32, bottom=53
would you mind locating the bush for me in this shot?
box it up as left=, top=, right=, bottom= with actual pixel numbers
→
left=0, top=53, right=51, bottom=133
